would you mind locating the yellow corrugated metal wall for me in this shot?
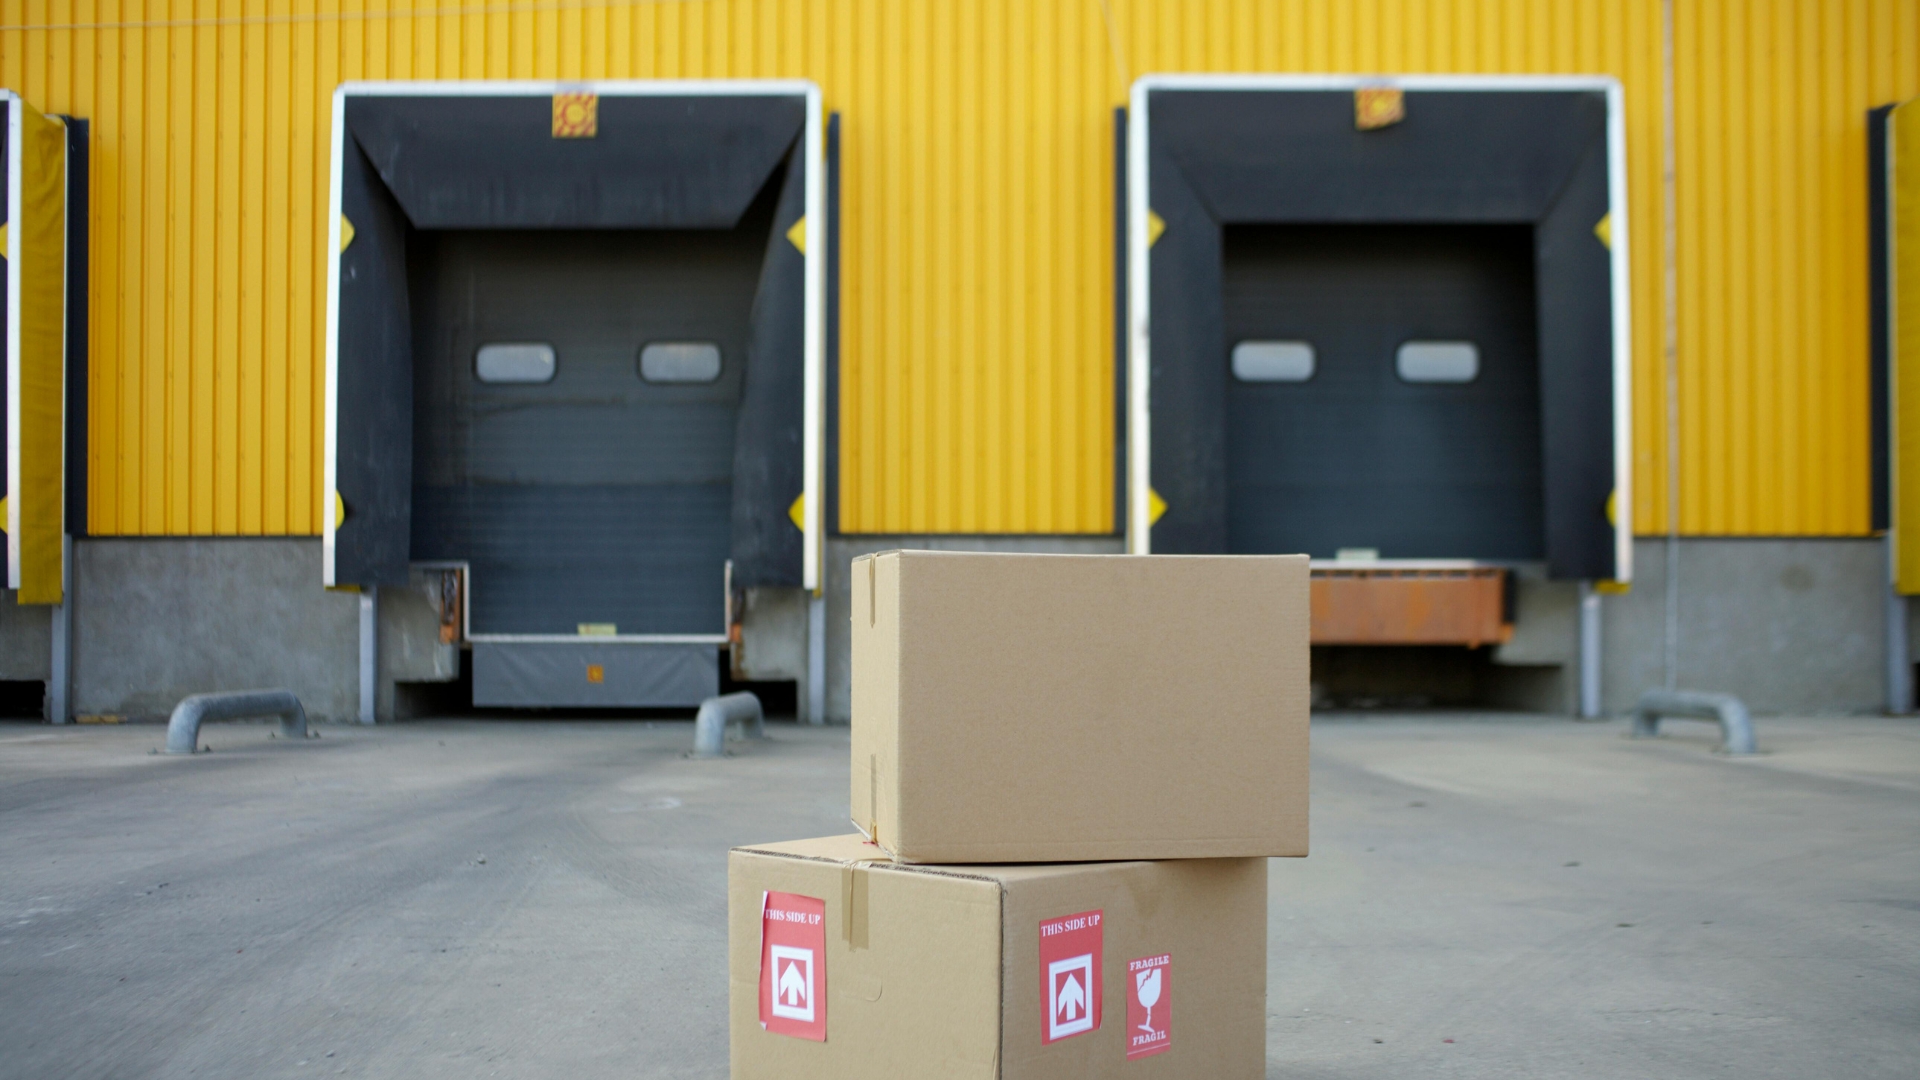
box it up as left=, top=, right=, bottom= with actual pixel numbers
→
left=1671, top=0, right=1918, bottom=534
left=0, top=0, right=1914, bottom=537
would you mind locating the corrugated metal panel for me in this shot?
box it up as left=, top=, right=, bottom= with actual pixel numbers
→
left=0, top=1, right=1914, bottom=537
left=1892, top=97, right=1920, bottom=591
left=1672, top=0, right=1918, bottom=535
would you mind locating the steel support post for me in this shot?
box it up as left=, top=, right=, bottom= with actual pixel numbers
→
left=48, top=534, right=73, bottom=723
left=1889, top=537, right=1912, bottom=715
left=806, top=593, right=826, bottom=726
left=1578, top=581, right=1603, bottom=719
left=358, top=587, right=378, bottom=725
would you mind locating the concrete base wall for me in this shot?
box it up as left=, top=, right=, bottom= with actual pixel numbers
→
left=1600, top=537, right=1887, bottom=715
left=1486, top=568, right=1583, bottom=714
left=0, top=591, right=54, bottom=683
left=814, top=535, right=1890, bottom=721
left=735, top=586, right=809, bottom=684
left=72, top=538, right=361, bottom=722
left=5, top=533, right=1891, bottom=725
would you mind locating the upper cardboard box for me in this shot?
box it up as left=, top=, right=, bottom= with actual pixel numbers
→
left=850, top=551, right=1309, bottom=863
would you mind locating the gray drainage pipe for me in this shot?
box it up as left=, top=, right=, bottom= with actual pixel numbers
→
left=692, top=691, right=765, bottom=759
left=1630, top=688, right=1757, bottom=755
left=166, top=690, right=310, bottom=755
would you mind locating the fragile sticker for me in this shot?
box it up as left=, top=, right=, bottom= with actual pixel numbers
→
left=1125, top=953, right=1171, bottom=1060
left=759, top=890, right=827, bottom=1041
left=1038, top=909, right=1102, bottom=1044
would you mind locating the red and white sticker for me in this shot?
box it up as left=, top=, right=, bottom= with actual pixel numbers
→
left=1038, top=909, right=1103, bottom=1044
left=1125, top=953, right=1171, bottom=1060
left=759, top=890, right=826, bottom=1041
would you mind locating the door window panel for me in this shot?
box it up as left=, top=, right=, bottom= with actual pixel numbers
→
left=1231, top=340, right=1316, bottom=382
left=474, top=342, right=557, bottom=384
left=1395, top=341, right=1479, bottom=383
left=639, top=341, right=723, bottom=384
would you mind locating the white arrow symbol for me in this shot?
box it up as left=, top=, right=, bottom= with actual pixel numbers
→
left=778, top=960, right=808, bottom=1007
left=1056, top=973, right=1085, bottom=1021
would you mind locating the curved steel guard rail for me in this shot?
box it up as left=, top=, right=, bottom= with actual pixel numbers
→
left=1630, top=689, right=1757, bottom=755
left=166, top=690, right=310, bottom=755
left=692, top=691, right=765, bottom=759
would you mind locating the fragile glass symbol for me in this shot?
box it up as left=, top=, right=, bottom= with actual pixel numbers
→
left=1135, top=967, right=1162, bottom=1037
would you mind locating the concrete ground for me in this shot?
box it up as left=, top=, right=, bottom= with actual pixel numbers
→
left=0, top=714, right=1915, bottom=1079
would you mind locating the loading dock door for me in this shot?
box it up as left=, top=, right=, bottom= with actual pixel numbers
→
left=410, top=223, right=765, bottom=635
left=1223, top=223, right=1543, bottom=560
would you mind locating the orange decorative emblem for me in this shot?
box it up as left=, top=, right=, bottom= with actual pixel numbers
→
left=553, top=92, right=598, bottom=138
left=1354, top=87, right=1405, bottom=131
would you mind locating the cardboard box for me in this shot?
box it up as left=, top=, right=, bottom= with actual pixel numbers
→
left=729, top=835, right=1268, bottom=1080
left=850, top=551, right=1310, bottom=863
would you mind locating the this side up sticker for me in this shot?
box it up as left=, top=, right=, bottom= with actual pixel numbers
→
left=759, top=890, right=827, bottom=1041
left=1039, top=909, right=1103, bottom=1044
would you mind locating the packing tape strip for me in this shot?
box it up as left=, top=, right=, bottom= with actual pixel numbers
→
left=840, top=857, right=891, bottom=950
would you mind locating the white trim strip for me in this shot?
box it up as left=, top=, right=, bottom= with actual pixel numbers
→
left=1605, top=79, right=1635, bottom=582
left=1126, top=80, right=1150, bottom=554
left=801, top=84, right=824, bottom=593
left=1132, top=73, right=1621, bottom=94
left=321, top=86, right=346, bottom=586
left=1307, top=558, right=1512, bottom=571
left=334, top=79, right=817, bottom=98
left=7, top=92, right=24, bottom=589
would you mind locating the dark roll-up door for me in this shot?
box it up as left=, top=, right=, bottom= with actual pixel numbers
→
left=1223, top=224, right=1543, bottom=560
left=409, top=199, right=772, bottom=634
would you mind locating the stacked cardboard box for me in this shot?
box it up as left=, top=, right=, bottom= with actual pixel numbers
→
left=731, top=552, right=1309, bottom=1079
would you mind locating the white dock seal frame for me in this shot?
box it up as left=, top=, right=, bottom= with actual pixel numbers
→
left=1124, top=73, right=1632, bottom=584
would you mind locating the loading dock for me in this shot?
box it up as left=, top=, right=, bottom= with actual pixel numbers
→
left=1127, top=76, right=1629, bottom=676
left=324, top=81, right=823, bottom=709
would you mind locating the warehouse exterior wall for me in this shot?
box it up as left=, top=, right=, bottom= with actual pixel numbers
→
left=1600, top=538, right=1890, bottom=715
left=69, top=538, right=362, bottom=721
left=0, top=1, right=1914, bottom=541
left=19, top=534, right=1887, bottom=724
left=0, top=593, right=53, bottom=684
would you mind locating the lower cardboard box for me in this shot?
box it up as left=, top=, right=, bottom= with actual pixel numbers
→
left=728, top=835, right=1267, bottom=1079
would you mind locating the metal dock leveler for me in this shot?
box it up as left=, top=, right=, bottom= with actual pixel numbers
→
left=166, top=690, right=310, bottom=755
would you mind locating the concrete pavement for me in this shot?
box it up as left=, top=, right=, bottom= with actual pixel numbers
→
left=0, top=714, right=1915, bottom=1078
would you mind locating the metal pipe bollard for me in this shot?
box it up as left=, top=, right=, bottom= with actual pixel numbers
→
left=692, top=691, right=765, bottom=758
left=166, top=690, right=310, bottom=755
left=1630, top=688, right=1757, bottom=755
